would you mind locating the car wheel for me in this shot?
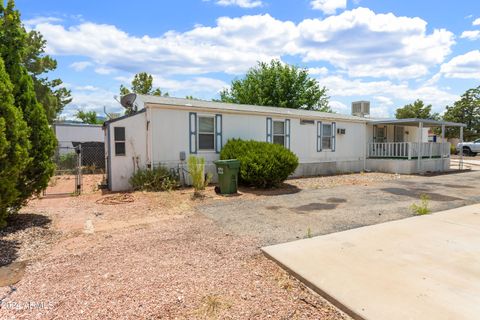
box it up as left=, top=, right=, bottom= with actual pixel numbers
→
left=463, top=147, right=473, bottom=156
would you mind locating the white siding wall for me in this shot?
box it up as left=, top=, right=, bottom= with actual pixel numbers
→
left=108, top=113, right=148, bottom=191
left=150, top=108, right=365, bottom=164
left=148, top=107, right=366, bottom=185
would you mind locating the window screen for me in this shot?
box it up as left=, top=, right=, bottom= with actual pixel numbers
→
left=273, top=121, right=285, bottom=146
left=198, top=116, right=215, bottom=150
left=114, top=127, right=126, bottom=156
left=322, top=124, right=333, bottom=150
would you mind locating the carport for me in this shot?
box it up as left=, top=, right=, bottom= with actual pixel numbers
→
left=367, top=118, right=467, bottom=173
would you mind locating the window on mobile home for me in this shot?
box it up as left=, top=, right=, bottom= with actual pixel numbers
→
left=114, top=127, right=126, bottom=156
left=198, top=116, right=215, bottom=150
left=322, top=123, right=333, bottom=149
left=273, top=121, right=285, bottom=146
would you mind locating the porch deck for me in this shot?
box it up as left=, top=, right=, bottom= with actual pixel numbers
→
left=367, top=142, right=450, bottom=160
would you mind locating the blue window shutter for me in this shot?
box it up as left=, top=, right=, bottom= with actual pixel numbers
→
left=215, top=114, right=222, bottom=153
left=266, top=117, right=272, bottom=143
left=332, top=122, right=336, bottom=152
left=317, top=121, right=322, bottom=152
left=189, top=112, right=197, bottom=154
left=285, top=119, right=291, bottom=149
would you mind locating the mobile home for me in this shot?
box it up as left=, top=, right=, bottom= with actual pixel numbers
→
left=103, top=94, right=465, bottom=191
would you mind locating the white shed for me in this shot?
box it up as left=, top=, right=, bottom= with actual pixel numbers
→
left=53, top=122, right=104, bottom=152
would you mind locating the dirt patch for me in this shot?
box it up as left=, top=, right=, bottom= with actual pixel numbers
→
left=0, top=175, right=347, bottom=319
left=0, top=261, right=26, bottom=287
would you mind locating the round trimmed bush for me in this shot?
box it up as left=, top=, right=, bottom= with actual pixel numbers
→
left=220, top=139, right=299, bottom=188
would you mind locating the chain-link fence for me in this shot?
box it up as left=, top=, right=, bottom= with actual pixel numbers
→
left=45, top=142, right=106, bottom=195
left=72, top=142, right=105, bottom=174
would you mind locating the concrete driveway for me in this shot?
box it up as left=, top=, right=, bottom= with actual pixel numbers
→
left=262, top=204, right=480, bottom=320
left=200, top=171, right=480, bottom=245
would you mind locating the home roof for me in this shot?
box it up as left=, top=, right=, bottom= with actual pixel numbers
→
left=369, top=118, right=466, bottom=127
left=122, top=94, right=369, bottom=122
left=53, top=121, right=103, bottom=128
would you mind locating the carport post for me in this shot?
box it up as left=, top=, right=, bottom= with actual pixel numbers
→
left=459, top=126, right=464, bottom=170
left=441, top=124, right=445, bottom=172
left=417, top=122, right=423, bottom=172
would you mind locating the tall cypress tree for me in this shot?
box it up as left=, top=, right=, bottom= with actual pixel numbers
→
left=0, top=0, right=56, bottom=210
left=0, top=57, right=30, bottom=227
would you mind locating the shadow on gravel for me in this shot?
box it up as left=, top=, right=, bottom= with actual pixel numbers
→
left=381, top=188, right=462, bottom=202
left=293, top=202, right=338, bottom=212
left=1, top=213, right=51, bottom=234
left=239, top=183, right=301, bottom=197
left=0, top=213, right=51, bottom=267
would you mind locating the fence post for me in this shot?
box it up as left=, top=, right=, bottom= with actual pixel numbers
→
left=408, top=142, right=411, bottom=160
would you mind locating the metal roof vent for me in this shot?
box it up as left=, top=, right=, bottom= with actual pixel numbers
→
left=352, top=101, right=370, bottom=117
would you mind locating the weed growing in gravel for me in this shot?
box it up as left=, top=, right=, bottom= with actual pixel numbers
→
left=197, top=294, right=231, bottom=318
left=306, top=227, right=312, bottom=238
left=411, top=194, right=431, bottom=215
left=188, top=156, right=212, bottom=197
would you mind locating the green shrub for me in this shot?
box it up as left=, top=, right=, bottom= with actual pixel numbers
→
left=188, top=156, right=212, bottom=195
left=129, top=166, right=179, bottom=192
left=220, top=139, right=299, bottom=188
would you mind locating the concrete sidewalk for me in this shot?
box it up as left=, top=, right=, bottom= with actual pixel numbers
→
left=263, top=204, right=480, bottom=320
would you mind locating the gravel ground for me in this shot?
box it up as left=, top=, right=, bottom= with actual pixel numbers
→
left=200, top=171, right=480, bottom=245
left=0, top=174, right=352, bottom=319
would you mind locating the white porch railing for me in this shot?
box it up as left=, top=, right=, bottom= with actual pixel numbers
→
left=368, top=142, right=450, bottom=159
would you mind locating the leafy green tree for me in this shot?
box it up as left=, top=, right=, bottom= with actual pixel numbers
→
left=0, top=57, right=30, bottom=227
left=395, top=99, right=439, bottom=119
left=24, top=30, right=72, bottom=123
left=443, top=86, right=480, bottom=140
left=75, top=110, right=102, bottom=124
left=0, top=0, right=56, bottom=211
left=120, top=72, right=168, bottom=96
left=220, top=60, right=331, bottom=112
left=120, top=72, right=169, bottom=114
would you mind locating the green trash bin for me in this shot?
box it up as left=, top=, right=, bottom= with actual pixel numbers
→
left=214, top=159, right=240, bottom=195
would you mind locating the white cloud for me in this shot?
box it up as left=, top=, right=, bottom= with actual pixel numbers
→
left=440, top=50, right=480, bottom=79
left=62, top=86, right=121, bottom=119
left=205, top=0, right=262, bottom=8
left=94, top=66, right=116, bottom=75
left=297, top=8, right=455, bottom=78
left=374, top=96, right=394, bottom=106
left=311, top=0, right=346, bottom=15
left=308, top=67, right=329, bottom=75
left=317, top=75, right=458, bottom=114
left=70, top=61, right=93, bottom=71
left=24, top=16, right=63, bottom=27
left=329, top=100, right=349, bottom=113
left=29, top=8, right=454, bottom=80
left=460, top=30, right=480, bottom=41
left=473, top=18, right=480, bottom=26
left=152, top=76, right=228, bottom=94
left=33, top=15, right=296, bottom=76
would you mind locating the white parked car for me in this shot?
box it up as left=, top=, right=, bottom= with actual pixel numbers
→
left=456, top=138, right=480, bottom=156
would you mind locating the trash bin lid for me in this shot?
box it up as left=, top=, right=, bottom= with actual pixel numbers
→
left=214, top=159, right=240, bottom=168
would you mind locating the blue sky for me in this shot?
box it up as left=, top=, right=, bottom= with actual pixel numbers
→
left=17, top=0, right=480, bottom=118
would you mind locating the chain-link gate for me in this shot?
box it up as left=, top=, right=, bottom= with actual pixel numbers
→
left=44, top=142, right=105, bottom=196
